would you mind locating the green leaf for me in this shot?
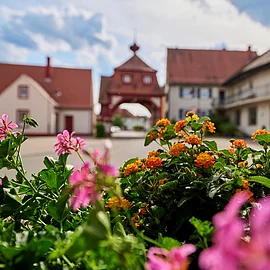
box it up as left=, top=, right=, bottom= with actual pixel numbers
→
left=123, top=158, right=140, bottom=168
left=189, top=217, right=214, bottom=237
left=0, top=139, right=9, bottom=158
left=204, top=141, right=218, bottom=151
left=144, top=129, right=157, bottom=146
left=213, top=158, right=226, bottom=169
left=255, top=134, right=270, bottom=146
left=158, top=235, right=181, bottom=250
left=113, top=222, right=126, bottom=238
left=58, top=153, right=69, bottom=167
left=248, top=176, right=270, bottom=188
left=159, top=180, right=178, bottom=191
left=191, top=122, right=203, bottom=131
left=198, top=116, right=211, bottom=123
left=43, top=156, right=56, bottom=169
left=39, top=169, right=57, bottom=189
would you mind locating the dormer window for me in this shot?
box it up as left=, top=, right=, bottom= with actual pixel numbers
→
left=143, top=75, right=152, bottom=84
left=18, top=85, right=28, bottom=99
left=123, top=75, right=132, bottom=83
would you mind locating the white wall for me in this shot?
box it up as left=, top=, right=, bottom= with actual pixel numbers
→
left=124, top=117, right=150, bottom=131
left=58, top=109, right=92, bottom=134
left=168, top=85, right=219, bottom=120
left=0, top=75, right=56, bottom=134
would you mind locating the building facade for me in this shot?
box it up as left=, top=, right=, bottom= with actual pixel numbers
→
left=99, top=43, right=164, bottom=132
left=0, top=58, right=94, bottom=135
left=166, top=48, right=256, bottom=121
left=216, top=50, right=270, bottom=135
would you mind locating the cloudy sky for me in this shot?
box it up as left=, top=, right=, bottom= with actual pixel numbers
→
left=1, top=0, right=270, bottom=115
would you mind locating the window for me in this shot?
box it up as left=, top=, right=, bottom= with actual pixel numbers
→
left=236, top=110, right=241, bottom=126
left=179, top=109, right=183, bottom=119
left=17, top=110, right=29, bottom=127
left=248, top=107, right=257, bottom=126
left=143, top=75, right=152, bottom=84
left=200, top=88, right=209, bottom=99
left=182, top=88, right=194, bottom=99
left=249, top=81, right=253, bottom=90
left=18, top=85, right=28, bottom=99
left=123, top=75, right=132, bottom=83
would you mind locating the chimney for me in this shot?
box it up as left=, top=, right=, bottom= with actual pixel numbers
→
left=247, top=45, right=253, bottom=60
left=44, top=56, right=52, bottom=83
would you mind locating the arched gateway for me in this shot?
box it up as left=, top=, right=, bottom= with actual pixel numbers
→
left=98, top=43, right=165, bottom=133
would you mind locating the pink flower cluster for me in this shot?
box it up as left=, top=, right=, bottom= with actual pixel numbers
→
left=199, top=191, right=270, bottom=270
left=68, top=141, right=119, bottom=211
left=0, top=114, right=18, bottom=141
left=54, top=130, right=86, bottom=155
left=146, top=244, right=196, bottom=270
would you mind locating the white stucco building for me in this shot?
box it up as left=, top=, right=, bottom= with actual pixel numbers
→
left=0, top=57, right=94, bottom=135
left=166, top=48, right=256, bottom=121
left=216, top=50, right=270, bottom=136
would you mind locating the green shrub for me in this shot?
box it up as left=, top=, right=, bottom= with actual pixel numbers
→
left=133, top=125, right=145, bottom=131
left=96, top=123, right=106, bottom=138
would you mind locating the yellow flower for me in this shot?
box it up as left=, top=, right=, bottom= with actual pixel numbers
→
left=185, top=135, right=202, bottom=145
left=202, top=121, right=216, bottom=133
left=123, top=159, right=145, bottom=176
left=185, top=114, right=199, bottom=122
left=106, top=196, right=131, bottom=210
left=131, top=213, right=140, bottom=227
left=231, top=139, right=248, bottom=149
left=169, top=143, right=186, bottom=156
left=256, top=164, right=263, bottom=168
left=195, top=153, right=215, bottom=168
left=158, top=128, right=167, bottom=139
left=238, top=161, right=248, bottom=167
left=156, top=118, right=171, bottom=127
left=186, top=111, right=195, bottom=117
left=148, top=150, right=159, bottom=158
left=159, top=178, right=169, bottom=185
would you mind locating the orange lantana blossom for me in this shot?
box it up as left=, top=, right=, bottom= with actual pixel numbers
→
left=106, top=196, right=131, bottom=210
left=195, top=153, right=215, bottom=168
left=124, top=160, right=145, bottom=176
left=145, top=156, right=163, bottom=169
left=174, top=120, right=186, bottom=133
left=231, top=139, right=248, bottom=149
left=202, top=121, right=216, bottom=133
left=147, top=131, right=157, bottom=142
left=251, top=129, right=270, bottom=140
left=185, top=135, right=202, bottom=145
left=169, top=142, right=186, bottom=156
left=148, top=150, right=159, bottom=158
left=156, top=118, right=171, bottom=127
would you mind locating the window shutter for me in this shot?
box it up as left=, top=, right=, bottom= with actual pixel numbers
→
left=197, top=88, right=201, bottom=99
left=179, top=109, right=183, bottom=119
left=209, top=88, right=212, bottom=98
left=197, top=109, right=201, bottom=117
left=179, top=88, right=183, bottom=98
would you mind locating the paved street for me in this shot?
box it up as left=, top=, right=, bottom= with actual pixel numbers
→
left=1, top=132, right=260, bottom=179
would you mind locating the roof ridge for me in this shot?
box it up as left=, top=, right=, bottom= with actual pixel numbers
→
left=167, top=48, right=255, bottom=53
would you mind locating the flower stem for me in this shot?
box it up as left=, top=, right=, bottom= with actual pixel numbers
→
left=76, top=151, right=85, bottom=164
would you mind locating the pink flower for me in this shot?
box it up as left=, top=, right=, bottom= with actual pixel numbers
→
left=0, top=114, right=18, bottom=141
left=69, top=162, right=101, bottom=211
left=146, top=245, right=196, bottom=270
left=54, top=130, right=85, bottom=155
left=199, top=191, right=250, bottom=270
left=0, top=179, right=2, bottom=185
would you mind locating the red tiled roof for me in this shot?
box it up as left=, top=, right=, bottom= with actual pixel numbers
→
left=116, top=54, right=156, bottom=72
left=99, top=76, right=112, bottom=104
left=167, top=48, right=257, bottom=85
left=0, top=62, right=93, bottom=109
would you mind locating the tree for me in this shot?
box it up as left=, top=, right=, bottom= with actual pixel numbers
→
left=112, top=114, right=124, bottom=128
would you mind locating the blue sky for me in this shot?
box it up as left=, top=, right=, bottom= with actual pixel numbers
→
left=1, top=0, right=270, bottom=115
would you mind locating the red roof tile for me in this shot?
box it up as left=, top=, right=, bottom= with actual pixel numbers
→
left=0, top=62, right=93, bottom=109
left=167, top=48, right=257, bottom=85
left=116, top=54, right=156, bottom=72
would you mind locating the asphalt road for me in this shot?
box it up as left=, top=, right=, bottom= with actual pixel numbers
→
left=1, top=131, right=260, bottom=179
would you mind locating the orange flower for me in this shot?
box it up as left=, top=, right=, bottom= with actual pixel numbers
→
left=186, top=111, right=195, bottom=117
left=195, top=152, right=215, bottom=168
left=156, top=118, right=171, bottom=127
left=238, top=161, right=248, bottom=167
left=158, top=128, right=167, bottom=139
left=169, top=143, right=186, bottom=156
left=148, top=150, right=159, bottom=158
left=106, top=196, right=131, bottom=210
left=159, top=178, right=168, bottom=185
left=131, top=213, right=140, bottom=227
left=228, top=148, right=234, bottom=154
left=242, top=179, right=249, bottom=189
left=202, top=121, right=216, bottom=133
left=147, top=131, right=157, bottom=141
left=145, top=156, right=163, bottom=169
left=123, top=160, right=145, bottom=176
left=231, top=139, right=248, bottom=149
left=251, top=129, right=270, bottom=140
left=174, top=120, right=186, bottom=133
left=185, top=135, right=202, bottom=145
left=256, top=164, right=263, bottom=168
